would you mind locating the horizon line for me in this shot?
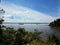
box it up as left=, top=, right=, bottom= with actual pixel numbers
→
left=3, top=22, right=49, bottom=24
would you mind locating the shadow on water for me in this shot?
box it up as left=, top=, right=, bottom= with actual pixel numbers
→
left=49, top=27, right=60, bottom=38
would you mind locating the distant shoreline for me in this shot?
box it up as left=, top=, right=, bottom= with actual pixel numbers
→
left=3, top=22, right=49, bottom=24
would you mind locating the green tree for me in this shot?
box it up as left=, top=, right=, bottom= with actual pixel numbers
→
left=0, top=4, right=5, bottom=44
left=49, top=18, right=60, bottom=27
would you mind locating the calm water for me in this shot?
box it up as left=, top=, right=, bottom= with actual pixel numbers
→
left=3, top=24, right=60, bottom=40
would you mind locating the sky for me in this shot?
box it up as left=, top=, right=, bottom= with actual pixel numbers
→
left=0, top=0, right=60, bottom=23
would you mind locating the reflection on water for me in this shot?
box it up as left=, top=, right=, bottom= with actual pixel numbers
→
left=3, top=24, right=60, bottom=40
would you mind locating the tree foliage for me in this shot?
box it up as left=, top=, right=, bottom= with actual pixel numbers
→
left=49, top=18, right=60, bottom=27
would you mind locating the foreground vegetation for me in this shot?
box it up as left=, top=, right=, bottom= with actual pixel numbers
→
left=0, top=19, right=60, bottom=45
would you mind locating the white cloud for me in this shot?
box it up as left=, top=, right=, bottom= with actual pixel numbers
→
left=0, top=2, right=55, bottom=23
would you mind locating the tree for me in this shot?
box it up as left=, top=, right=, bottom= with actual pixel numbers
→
left=0, top=3, right=5, bottom=44
left=49, top=18, right=60, bottom=27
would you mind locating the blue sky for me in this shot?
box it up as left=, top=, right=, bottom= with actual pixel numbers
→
left=0, top=0, right=60, bottom=22
left=3, top=0, right=59, bottom=17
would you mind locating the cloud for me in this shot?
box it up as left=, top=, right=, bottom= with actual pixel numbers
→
left=0, top=2, right=55, bottom=23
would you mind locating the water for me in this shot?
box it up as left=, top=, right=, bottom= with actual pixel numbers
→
left=3, top=24, right=60, bottom=40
